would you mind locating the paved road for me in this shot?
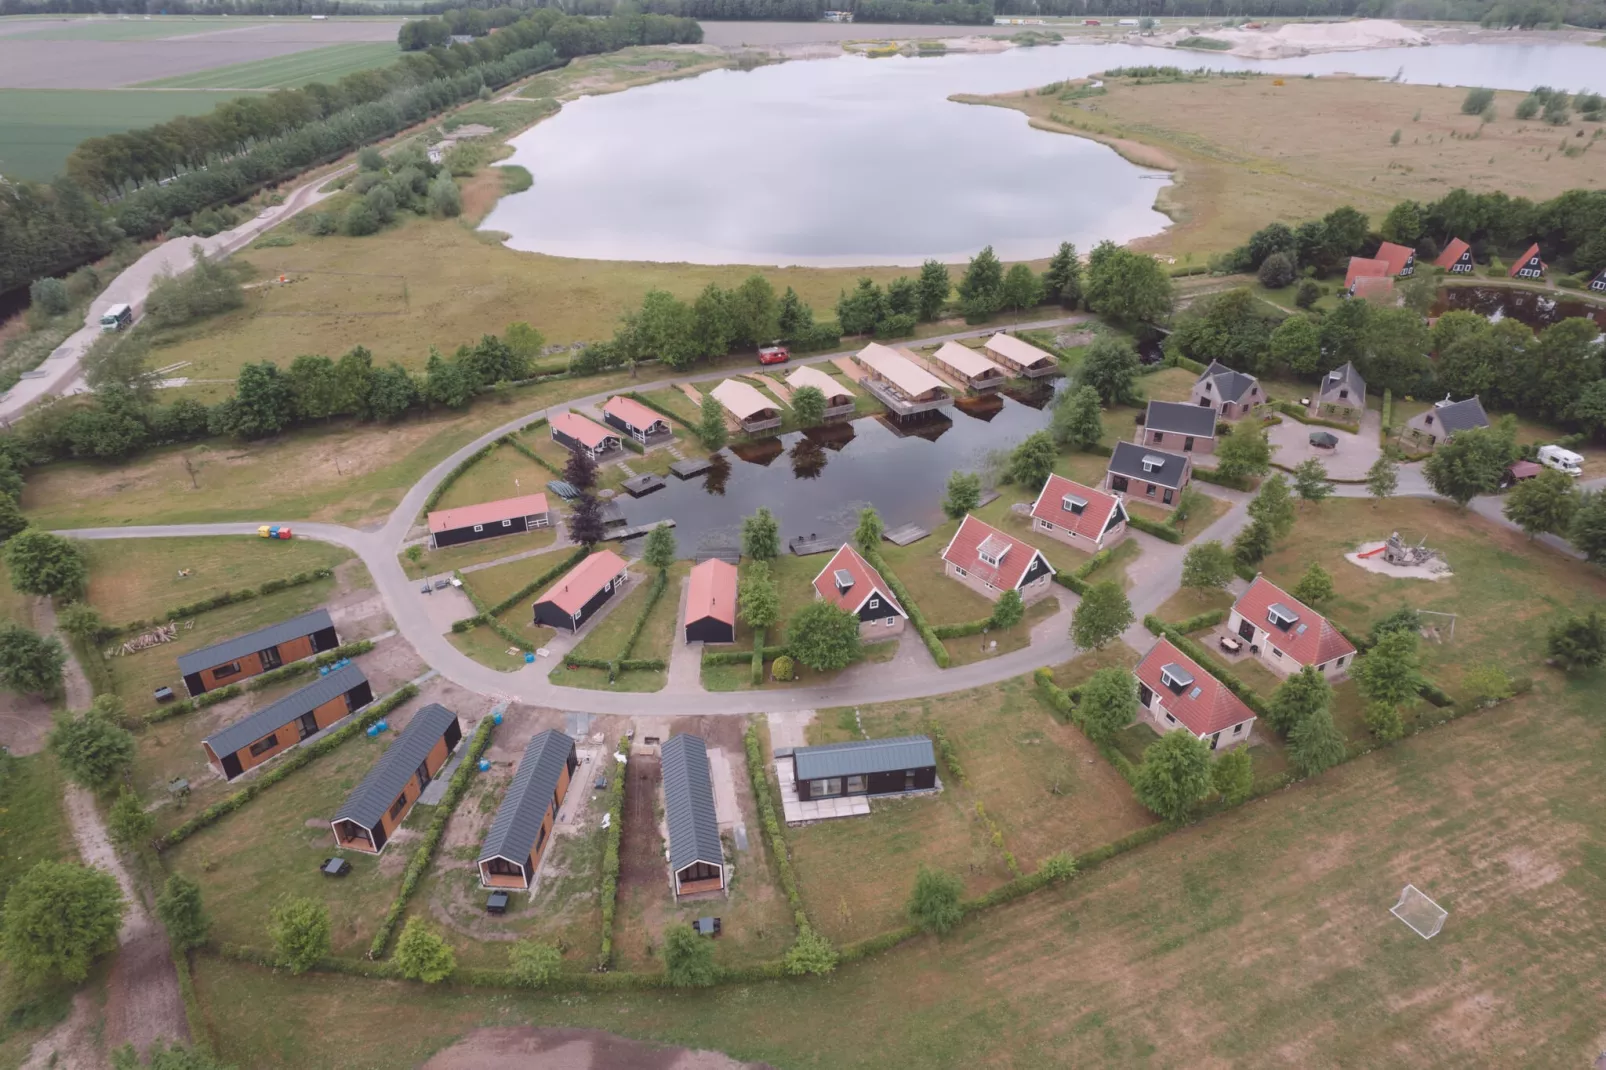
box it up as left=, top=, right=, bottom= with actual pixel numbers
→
left=0, top=163, right=351, bottom=421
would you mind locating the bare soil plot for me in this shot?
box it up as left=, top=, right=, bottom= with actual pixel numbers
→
left=423, top=1027, right=774, bottom=1070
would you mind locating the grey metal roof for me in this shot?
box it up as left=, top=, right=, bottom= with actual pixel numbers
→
left=177, top=608, right=333, bottom=676
left=792, top=736, right=936, bottom=781
left=1433, top=396, right=1490, bottom=436
left=1317, top=361, right=1366, bottom=402
left=334, top=703, right=459, bottom=830
left=1107, top=441, right=1189, bottom=490
left=660, top=734, right=723, bottom=875
left=478, top=730, right=575, bottom=867
left=1144, top=400, right=1218, bottom=438
left=204, top=662, right=367, bottom=759
left=1197, top=361, right=1259, bottom=404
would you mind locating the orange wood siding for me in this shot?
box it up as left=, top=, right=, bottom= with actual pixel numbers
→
left=219, top=693, right=351, bottom=776
left=195, top=633, right=318, bottom=691
left=374, top=736, right=452, bottom=841
left=678, top=876, right=725, bottom=895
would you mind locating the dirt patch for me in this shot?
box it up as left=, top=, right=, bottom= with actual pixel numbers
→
left=423, top=1027, right=774, bottom=1070
left=1345, top=542, right=1454, bottom=582
left=619, top=754, right=664, bottom=893
left=461, top=167, right=510, bottom=226
left=0, top=690, right=53, bottom=756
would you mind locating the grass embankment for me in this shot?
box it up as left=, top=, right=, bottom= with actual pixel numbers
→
left=958, top=73, right=1606, bottom=260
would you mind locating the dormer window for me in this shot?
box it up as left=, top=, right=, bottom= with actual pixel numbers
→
left=977, top=534, right=1010, bottom=568
left=1159, top=663, right=1194, bottom=694
left=1141, top=455, right=1165, bottom=473
left=1267, top=603, right=1300, bottom=631
left=833, top=569, right=854, bottom=595
left=1062, top=494, right=1087, bottom=515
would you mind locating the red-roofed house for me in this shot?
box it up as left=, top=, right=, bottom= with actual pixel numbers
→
left=684, top=559, right=737, bottom=644
left=550, top=411, right=621, bottom=460
left=427, top=494, right=550, bottom=550
left=1351, top=275, right=1396, bottom=303
left=1029, top=474, right=1129, bottom=553
left=1345, top=256, right=1390, bottom=294
left=1134, top=638, right=1256, bottom=751
left=1434, top=238, right=1475, bottom=274
left=812, top=545, right=906, bottom=637
left=939, top=515, right=1056, bottom=604
left=1374, top=241, right=1416, bottom=277
left=602, top=396, right=671, bottom=444
left=1508, top=242, right=1545, bottom=280
left=533, top=551, right=630, bottom=632
left=1228, top=576, right=1357, bottom=680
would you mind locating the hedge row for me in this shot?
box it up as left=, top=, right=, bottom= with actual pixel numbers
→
left=597, top=740, right=628, bottom=967
left=626, top=391, right=698, bottom=432
left=1142, top=615, right=1273, bottom=721
left=1125, top=513, right=1184, bottom=544
left=1033, top=667, right=1076, bottom=725
left=451, top=546, right=590, bottom=630
left=751, top=626, right=766, bottom=687
left=1333, top=618, right=1372, bottom=654
left=368, top=715, right=496, bottom=959
left=1172, top=607, right=1228, bottom=635
left=1166, top=352, right=1207, bottom=375
left=451, top=569, right=532, bottom=652
left=974, top=800, right=1021, bottom=876
left=743, top=725, right=807, bottom=931
left=926, top=720, right=966, bottom=785
left=1192, top=467, right=1254, bottom=492
left=138, top=640, right=378, bottom=727
left=1272, top=400, right=1360, bottom=434
left=619, top=569, right=668, bottom=661
left=1380, top=388, right=1394, bottom=441
left=424, top=443, right=497, bottom=514
left=701, top=643, right=789, bottom=667
left=112, top=567, right=336, bottom=635
left=500, top=428, right=563, bottom=475
left=1051, top=547, right=1114, bottom=597
left=864, top=546, right=949, bottom=668
left=158, top=683, right=419, bottom=848
left=931, top=617, right=990, bottom=640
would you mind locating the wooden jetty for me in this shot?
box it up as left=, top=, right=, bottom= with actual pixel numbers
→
left=883, top=524, right=930, bottom=547
left=612, top=519, right=676, bottom=541
left=788, top=533, right=842, bottom=556
left=694, top=547, right=741, bottom=564
left=669, top=457, right=713, bottom=479
left=620, top=474, right=665, bottom=497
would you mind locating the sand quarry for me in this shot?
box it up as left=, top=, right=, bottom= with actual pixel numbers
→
left=1155, top=18, right=1427, bottom=59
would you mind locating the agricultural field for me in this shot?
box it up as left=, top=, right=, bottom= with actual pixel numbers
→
left=134, top=42, right=400, bottom=90
left=965, top=74, right=1606, bottom=261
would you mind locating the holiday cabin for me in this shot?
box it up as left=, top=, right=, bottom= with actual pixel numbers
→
left=683, top=558, right=738, bottom=644
left=1434, top=238, right=1475, bottom=274
left=532, top=551, right=631, bottom=632
left=1344, top=256, right=1390, bottom=295
left=1104, top=441, right=1192, bottom=509
left=177, top=609, right=340, bottom=697
left=332, top=703, right=462, bottom=854
left=1374, top=241, right=1416, bottom=277
left=477, top=729, right=577, bottom=889
left=1590, top=267, right=1606, bottom=294
left=601, top=396, right=670, bottom=445
left=929, top=341, right=1007, bottom=393
left=1134, top=638, right=1256, bottom=751
left=203, top=662, right=373, bottom=781
left=427, top=494, right=549, bottom=550
left=1029, top=474, right=1129, bottom=552
left=662, top=734, right=727, bottom=898
left=939, top=514, right=1055, bottom=604
left=710, top=379, right=783, bottom=434
left=1508, top=243, right=1545, bottom=280
left=550, top=411, right=621, bottom=460
left=982, top=332, right=1059, bottom=378
left=811, top=543, right=907, bottom=638
left=784, top=366, right=856, bottom=419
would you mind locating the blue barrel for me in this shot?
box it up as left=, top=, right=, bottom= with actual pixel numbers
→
left=524, top=652, right=535, bottom=664
left=478, top=758, right=491, bottom=772
left=493, top=711, right=504, bottom=725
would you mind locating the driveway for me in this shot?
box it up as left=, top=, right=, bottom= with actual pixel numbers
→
left=1267, top=408, right=1382, bottom=481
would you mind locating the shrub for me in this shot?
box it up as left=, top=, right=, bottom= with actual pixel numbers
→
left=30, top=277, right=70, bottom=317
left=394, top=917, right=456, bottom=983
left=156, top=874, right=209, bottom=952
left=771, top=654, right=795, bottom=682
left=662, top=922, right=717, bottom=986
left=1, top=861, right=123, bottom=983
left=509, top=939, right=563, bottom=987
left=597, top=741, right=628, bottom=966
left=783, top=925, right=839, bottom=976
left=49, top=701, right=135, bottom=789
left=107, top=787, right=154, bottom=848
left=1039, top=852, right=1079, bottom=882
left=269, top=896, right=330, bottom=974
left=906, top=866, right=964, bottom=934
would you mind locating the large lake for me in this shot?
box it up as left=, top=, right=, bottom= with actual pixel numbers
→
left=481, top=40, right=1606, bottom=266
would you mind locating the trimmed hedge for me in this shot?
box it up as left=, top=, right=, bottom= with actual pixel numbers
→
left=1053, top=547, right=1114, bottom=596
left=424, top=443, right=496, bottom=513
left=864, top=546, right=949, bottom=668
left=1166, top=352, right=1207, bottom=374
left=1125, top=513, right=1184, bottom=544
left=744, top=725, right=807, bottom=931
left=158, top=683, right=419, bottom=849
left=453, top=546, right=591, bottom=631
left=112, top=567, right=336, bottom=635
left=927, top=720, right=966, bottom=785
left=1380, top=388, right=1394, bottom=441
left=701, top=644, right=789, bottom=667
left=1172, top=607, right=1228, bottom=634
left=750, top=626, right=766, bottom=687
left=626, top=391, right=697, bottom=432
left=368, top=715, right=496, bottom=959
left=1272, top=400, right=1360, bottom=434
left=1417, top=679, right=1454, bottom=707
left=598, top=740, right=628, bottom=967
left=931, top=617, right=991, bottom=640
left=1143, top=615, right=1273, bottom=720
left=500, top=429, right=563, bottom=475
left=1033, top=667, right=1076, bottom=724
left=1193, top=467, right=1254, bottom=491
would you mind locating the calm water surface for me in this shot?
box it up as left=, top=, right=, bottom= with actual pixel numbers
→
left=1432, top=285, right=1606, bottom=331
left=613, top=385, right=1057, bottom=552
left=482, top=41, right=1606, bottom=266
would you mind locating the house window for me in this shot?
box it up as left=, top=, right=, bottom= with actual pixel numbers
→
left=1111, top=475, right=1129, bottom=493
left=1163, top=488, right=1174, bottom=505
left=1146, top=484, right=1157, bottom=498
left=501, top=519, right=513, bottom=527
left=886, top=616, right=896, bottom=626
left=473, top=524, right=484, bottom=533
left=812, top=778, right=842, bottom=797
left=904, top=771, right=916, bottom=790
left=846, top=775, right=867, bottom=793
left=1165, top=713, right=1176, bottom=724
left=1234, top=723, right=1244, bottom=734
left=1338, top=390, right=1349, bottom=399
left=1272, top=648, right=1283, bottom=659
left=212, top=661, right=242, bottom=680
left=1063, top=495, right=1086, bottom=515
left=248, top=733, right=279, bottom=757
left=389, top=794, right=408, bottom=821
left=869, top=598, right=880, bottom=610
left=954, top=566, right=968, bottom=578
left=979, top=550, right=999, bottom=566
left=1424, top=414, right=1434, bottom=426
left=1336, top=656, right=1347, bottom=667
left=484, top=857, right=522, bottom=877
left=1152, top=432, right=1164, bottom=443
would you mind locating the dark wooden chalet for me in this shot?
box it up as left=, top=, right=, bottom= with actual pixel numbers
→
left=532, top=550, right=630, bottom=632
left=602, top=396, right=671, bottom=444
left=477, top=730, right=577, bottom=889
left=662, top=734, right=726, bottom=898
left=427, top=493, right=549, bottom=550
left=202, top=662, right=372, bottom=781
left=1434, top=238, right=1475, bottom=274
left=1508, top=243, right=1545, bottom=280
left=177, top=608, right=339, bottom=697
left=550, top=411, right=621, bottom=460
left=791, top=736, right=937, bottom=802
left=1590, top=267, right=1606, bottom=294
left=684, top=558, right=737, bottom=644
left=332, top=703, right=462, bottom=854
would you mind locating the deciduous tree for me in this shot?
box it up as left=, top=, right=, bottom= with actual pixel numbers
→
left=562, top=447, right=597, bottom=492
left=853, top=506, right=883, bottom=552
left=1570, top=490, right=1606, bottom=564
left=0, top=624, right=65, bottom=698
left=1424, top=423, right=1518, bottom=507
left=915, top=260, right=950, bottom=321
left=663, top=921, right=717, bottom=986
left=791, top=385, right=827, bottom=428
left=737, top=562, right=780, bottom=632
left=1042, top=241, right=1081, bottom=309
left=1077, top=335, right=1141, bottom=406
left=1247, top=474, right=1296, bottom=540
left=1134, top=730, right=1213, bottom=822
left=509, top=939, right=562, bottom=987
left=906, top=865, right=964, bottom=934
left=642, top=525, right=677, bottom=571
left=567, top=495, right=606, bottom=548
left=1, top=861, right=123, bottom=984
left=787, top=600, right=860, bottom=672
left=268, top=895, right=330, bottom=975
left=1267, top=665, right=1331, bottom=736
left=698, top=393, right=727, bottom=450
left=1366, top=455, right=1398, bottom=501
left=156, top=874, right=208, bottom=952
left=394, top=917, right=455, bottom=983
left=49, top=704, right=134, bottom=788
left=1291, top=561, right=1334, bottom=606
left=1181, top=540, right=1233, bottom=591
left=989, top=588, right=1024, bottom=631
left=1007, top=431, right=1058, bottom=489
left=1353, top=629, right=1421, bottom=707
left=1291, top=458, right=1333, bottom=504
left=1232, top=519, right=1275, bottom=568
left=107, top=787, right=153, bottom=849
left=999, top=263, right=1043, bottom=314
left=957, top=246, right=1004, bottom=322
left=4, top=529, right=88, bottom=598
left=1216, top=422, right=1272, bottom=482
left=1050, top=384, right=1103, bottom=450
left=1546, top=611, right=1606, bottom=672
left=1076, top=667, right=1136, bottom=744
left=741, top=507, right=780, bottom=562
left=783, top=924, right=838, bottom=976
left=1268, top=314, right=1321, bottom=376
left=1071, top=581, right=1133, bottom=651
left=1212, top=747, right=1254, bottom=804
left=1084, top=241, right=1174, bottom=325
left=1502, top=467, right=1578, bottom=538
left=1289, top=706, right=1347, bottom=775
left=942, top=471, right=982, bottom=520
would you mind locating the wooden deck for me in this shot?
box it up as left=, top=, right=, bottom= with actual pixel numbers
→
left=788, top=534, right=843, bottom=556
left=620, top=474, right=665, bottom=497
left=612, top=519, right=676, bottom=541
left=694, top=547, right=741, bottom=564
left=669, top=457, right=713, bottom=479
left=882, top=524, right=930, bottom=546
left=860, top=376, right=954, bottom=417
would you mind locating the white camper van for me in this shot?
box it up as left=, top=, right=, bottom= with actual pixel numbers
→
left=1537, top=444, right=1583, bottom=477
left=99, top=304, right=133, bottom=332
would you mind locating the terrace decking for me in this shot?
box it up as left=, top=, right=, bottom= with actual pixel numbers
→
left=882, top=523, right=930, bottom=546
left=669, top=457, right=714, bottom=479
left=620, top=474, right=665, bottom=497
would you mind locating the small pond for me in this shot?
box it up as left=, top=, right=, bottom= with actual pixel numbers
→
left=612, top=383, right=1059, bottom=553
left=1432, top=285, right=1606, bottom=332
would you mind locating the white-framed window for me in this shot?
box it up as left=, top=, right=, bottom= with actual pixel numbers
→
left=473, top=524, right=484, bottom=532
left=886, top=616, right=896, bottom=626
left=954, top=566, right=968, bottom=578
left=501, top=519, right=513, bottom=527
left=1165, top=713, right=1176, bottom=724
left=1234, top=723, right=1244, bottom=734
left=979, top=549, right=999, bottom=566
left=868, top=598, right=880, bottom=610
left=1272, top=648, right=1283, bottom=659
left=1336, top=655, right=1347, bottom=667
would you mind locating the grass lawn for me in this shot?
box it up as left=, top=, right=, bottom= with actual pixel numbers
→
left=188, top=667, right=1606, bottom=1068
left=546, top=563, right=686, bottom=692
left=0, top=561, right=34, bottom=627
left=81, top=536, right=352, bottom=625
left=19, top=375, right=636, bottom=529
left=453, top=545, right=573, bottom=609
left=1255, top=497, right=1606, bottom=697
left=700, top=639, right=898, bottom=692
left=446, top=625, right=531, bottom=672
left=969, top=491, right=1144, bottom=587
left=0, top=88, right=256, bottom=181
left=133, top=43, right=399, bottom=89
left=400, top=524, right=556, bottom=580
left=941, top=595, right=1058, bottom=668
left=1153, top=585, right=1232, bottom=625
left=876, top=519, right=994, bottom=628
left=433, top=441, right=553, bottom=513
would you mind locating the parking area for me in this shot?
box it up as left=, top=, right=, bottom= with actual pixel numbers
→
left=1266, top=408, right=1382, bottom=480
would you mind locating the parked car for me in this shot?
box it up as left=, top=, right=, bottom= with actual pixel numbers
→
left=758, top=345, right=790, bottom=366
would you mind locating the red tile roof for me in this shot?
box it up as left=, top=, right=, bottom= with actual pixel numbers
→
left=1508, top=242, right=1545, bottom=278
left=1135, top=638, right=1256, bottom=736
left=811, top=545, right=904, bottom=618
left=1345, top=256, right=1390, bottom=290
left=1434, top=238, right=1471, bottom=271
left=1374, top=241, right=1415, bottom=277
left=428, top=493, right=549, bottom=535
left=603, top=396, right=668, bottom=433
left=535, top=551, right=629, bottom=616
left=551, top=411, right=618, bottom=450
left=685, top=559, right=737, bottom=628
left=1029, top=474, right=1124, bottom=543
left=1351, top=275, right=1396, bottom=302
left=939, top=515, right=1054, bottom=592
left=1232, top=576, right=1356, bottom=667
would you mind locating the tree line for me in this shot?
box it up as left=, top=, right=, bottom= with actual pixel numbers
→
left=0, top=9, right=700, bottom=298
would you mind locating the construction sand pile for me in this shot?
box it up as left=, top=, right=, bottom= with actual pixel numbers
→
left=1158, top=19, right=1427, bottom=59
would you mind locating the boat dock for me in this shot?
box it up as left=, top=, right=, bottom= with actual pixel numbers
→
left=788, top=533, right=842, bottom=556
left=883, top=524, right=930, bottom=546
left=669, top=457, right=713, bottom=479
left=620, top=474, right=665, bottom=497
left=694, top=547, right=741, bottom=564
left=612, top=519, right=676, bottom=541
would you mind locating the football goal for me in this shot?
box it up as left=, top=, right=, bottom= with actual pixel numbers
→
left=1390, top=884, right=1447, bottom=939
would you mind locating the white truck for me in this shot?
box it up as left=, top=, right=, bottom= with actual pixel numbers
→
left=1538, top=444, right=1583, bottom=477
left=99, top=303, right=133, bottom=332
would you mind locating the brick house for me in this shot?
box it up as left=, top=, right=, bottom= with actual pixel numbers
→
left=1134, top=637, right=1256, bottom=751
left=1190, top=361, right=1264, bottom=418
left=1402, top=396, right=1489, bottom=448
left=1139, top=399, right=1218, bottom=455
left=939, top=514, right=1055, bottom=604
left=812, top=544, right=907, bottom=638
left=1311, top=362, right=1366, bottom=421
left=1227, top=576, right=1357, bottom=680
left=1104, top=441, right=1191, bottom=509
left=1029, top=473, right=1128, bottom=553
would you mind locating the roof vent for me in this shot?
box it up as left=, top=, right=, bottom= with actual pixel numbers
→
left=1295, top=623, right=1308, bottom=635
left=833, top=569, right=854, bottom=594
left=1141, top=455, right=1166, bottom=473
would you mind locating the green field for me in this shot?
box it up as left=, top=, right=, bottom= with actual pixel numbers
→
left=5, top=17, right=275, bottom=41
left=134, top=43, right=400, bottom=89
left=0, top=88, right=254, bottom=181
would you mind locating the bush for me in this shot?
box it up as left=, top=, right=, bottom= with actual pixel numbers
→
left=107, top=787, right=154, bottom=848
left=1258, top=252, right=1296, bottom=289
left=30, top=277, right=70, bottom=317
left=662, top=922, right=716, bottom=986
left=144, top=251, right=244, bottom=328
left=394, top=917, right=455, bottom=983
left=597, top=741, right=628, bottom=966
left=49, top=701, right=135, bottom=789
left=783, top=925, right=839, bottom=976
left=268, top=895, right=330, bottom=974
left=3, top=861, right=123, bottom=985
left=156, top=874, right=209, bottom=952
left=1040, top=851, right=1079, bottom=882
left=509, top=939, right=563, bottom=987
left=771, top=654, right=795, bottom=681
left=906, top=866, right=964, bottom=934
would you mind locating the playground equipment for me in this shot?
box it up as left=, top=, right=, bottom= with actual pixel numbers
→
left=1381, top=531, right=1446, bottom=571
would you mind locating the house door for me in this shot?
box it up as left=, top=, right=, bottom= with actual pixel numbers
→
left=257, top=645, right=283, bottom=670
left=1183, top=436, right=1194, bottom=451
left=1238, top=618, right=1256, bottom=642
left=1210, top=732, right=1221, bottom=750
left=1220, top=403, right=1230, bottom=415
left=1198, top=397, right=1210, bottom=407
left=415, top=760, right=433, bottom=792
left=1138, top=683, right=1154, bottom=707
left=298, top=712, right=319, bottom=740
